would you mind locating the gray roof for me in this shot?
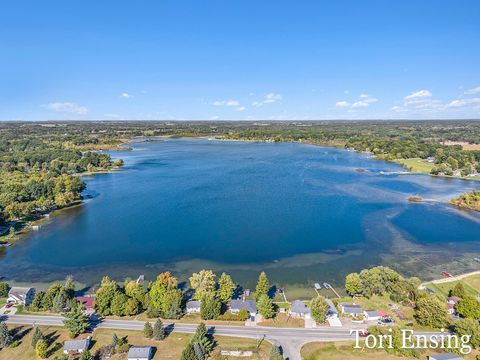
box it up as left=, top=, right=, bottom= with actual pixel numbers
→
left=364, top=310, right=379, bottom=317
left=342, top=305, right=363, bottom=313
left=186, top=300, right=201, bottom=309
left=64, top=339, right=89, bottom=352
left=326, top=299, right=338, bottom=315
left=231, top=299, right=257, bottom=313
left=428, top=353, right=464, bottom=360
left=128, top=346, right=153, bottom=359
left=8, top=287, right=34, bottom=297
left=290, top=300, right=310, bottom=314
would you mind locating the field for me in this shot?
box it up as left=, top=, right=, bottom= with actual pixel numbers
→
left=394, top=158, right=435, bottom=174
left=423, top=273, right=480, bottom=297
left=0, top=325, right=271, bottom=360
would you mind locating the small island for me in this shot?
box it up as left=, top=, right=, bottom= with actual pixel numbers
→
left=408, top=195, right=423, bottom=203
left=449, top=189, right=480, bottom=212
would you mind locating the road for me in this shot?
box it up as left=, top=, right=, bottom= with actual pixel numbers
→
left=3, top=314, right=356, bottom=360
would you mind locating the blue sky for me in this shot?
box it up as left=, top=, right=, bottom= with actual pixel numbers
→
left=1, top=0, right=479, bottom=120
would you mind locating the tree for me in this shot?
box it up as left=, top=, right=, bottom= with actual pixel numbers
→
left=414, top=296, right=449, bottom=328
left=64, top=276, right=76, bottom=299
left=200, top=292, right=221, bottom=320
left=217, top=272, right=236, bottom=303
left=257, top=294, right=275, bottom=319
left=269, top=345, right=283, bottom=360
left=0, top=282, right=10, bottom=297
left=255, top=272, right=270, bottom=300
left=455, top=318, right=480, bottom=349
left=455, top=296, right=480, bottom=319
left=450, top=283, right=467, bottom=299
left=94, top=276, right=119, bottom=316
left=42, top=283, right=65, bottom=311
left=0, top=322, right=13, bottom=348
left=80, top=349, right=94, bottom=360
left=110, top=292, right=128, bottom=316
left=345, top=273, right=362, bottom=296
left=143, top=322, right=153, bottom=338
left=52, top=290, right=68, bottom=313
left=180, top=342, right=197, bottom=360
left=111, top=333, right=119, bottom=349
left=30, top=291, right=45, bottom=311
left=310, top=296, right=329, bottom=324
left=157, top=272, right=178, bottom=289
left=35, top=338, right=48, bottom=358
left=63, top=301, right=89, bottom=337
left=153, top=319, right=166, bottom=340
left=148, top=278, right=184, bottom=319
left=31, top=326, right=43, bottom=348
left=189, top=270, right=216, bottom=300
left=124, top=298, right=141, bottom=316
left=191, top=323, right=213, bottom=355
left=124, top=280, right=146, bottom=307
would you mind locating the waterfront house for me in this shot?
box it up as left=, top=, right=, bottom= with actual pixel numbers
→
left=325, top=299, right=338, bottom=319
left=63, top=337, right=90, bottom=355
left=289, top=300, right=311, bottom=319
left=428, top=353, right=464, bottom=360
left=186, top=300, right=201, bottom=314
left=363, top=310, right=381, bottom=321
left=76, top=296, right=95, bottom=310
left=446, top=296, right=461, bottom=315
left=230, top=299, right=257, bottom=316
left=128, top=346, right=154, bottom=360
left=7, top=287, right=35, bottom=306
left=338, top=303, right=363, bottom=317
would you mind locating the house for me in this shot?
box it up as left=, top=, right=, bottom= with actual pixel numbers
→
left=186, top=300, right=201, bottom=314
left=76, top=296, right=94, bottom=310
left=7, top=287, right=35, bottom=306
left=446, top=296, right=461, bottom=315
left=230, top=299, right=257, bottom=316
left=325, top=299, right=338, bottom=319
left=128, top=346, right=154, bottom=360
left=364, top=310, right=381, bottom=322
left=289, top=300, right=311, bottom=319
left=338, top=303, right=363, bottom=317
left=63, top=337, right=91, bottom=355
left=428, top=353, right=464, bottom=360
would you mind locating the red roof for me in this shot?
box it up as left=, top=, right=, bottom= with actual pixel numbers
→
left=76, top=296, right=94, bottom=309
left=378, top=310, right=388, bottom=317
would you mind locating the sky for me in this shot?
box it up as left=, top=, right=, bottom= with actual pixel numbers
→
left=1, top=0, right=479, bottom=121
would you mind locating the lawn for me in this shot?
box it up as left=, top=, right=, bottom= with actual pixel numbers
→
left=301, top=341, right=480, bottom=360
left=1, top=325, right=271, bottom=360
left=394, top=158, right=434, bottom=174
left=423, top=274, right=480, bottom=298
left=258, top=313, right=305, bottom=328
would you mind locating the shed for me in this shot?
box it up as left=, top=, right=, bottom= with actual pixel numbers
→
left=128, top=346, right=154, bottom=360
left=64, top=338, right=90, bottom=355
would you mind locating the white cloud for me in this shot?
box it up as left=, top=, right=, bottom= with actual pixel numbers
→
left=252, top=101, right=263, bottom=108
left=404, top=90, right=432, bottom=102
left=335, top=101, right=350, bottom=108
left=445, top=98, right=480, bottom=108
left=210, top=115, right=220, bottom=120
left=44, top=102, right=88, bottom=115
left=235, top=106, right=246, bottom=112
left=120, top=92, right=133, bottom=99
left=351, top=101, right=369, bottom=108
left=359, top=94, right=369, bottom=98
left=464, top=86, right=480, bottom=95
left=263, top=93, right=282, bottom=103
left=212, top=99, right=240, bottom=107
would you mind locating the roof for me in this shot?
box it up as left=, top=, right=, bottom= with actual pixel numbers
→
left=326, top=299, right=338, bottom=315
left=342, top=305, right=363, bottom=313
left=378, top=310, right=388, bottom=317
left=364, top=310, right=379, bottom=317
left=8, top=287, right=34, bottom=297
left=290, top=300, right=310, bottom=314
left=186, top=300, right=201, bottom=309
left=428, top=353, right=464, bottom=360
left=64, top=339, right=89, bottom=352
left=447, top=296, right=461, bottom=303
left=76, top=296, right=94, bottom=308
left=128, top=346, right=153, bottom=359
left=231, top=299, right=257, bottom=313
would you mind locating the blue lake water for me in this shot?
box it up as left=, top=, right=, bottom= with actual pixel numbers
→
left=1, top=138, right=479, bottom=288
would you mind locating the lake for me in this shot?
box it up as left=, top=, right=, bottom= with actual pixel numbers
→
left=1, top=138, right=479, bottom=291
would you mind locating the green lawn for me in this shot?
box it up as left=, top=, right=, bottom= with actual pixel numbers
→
left=394, top=158, right=434, bottom=174
left=423, top=274, right=480, bottom=298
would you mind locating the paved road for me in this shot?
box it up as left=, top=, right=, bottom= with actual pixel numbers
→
left=3, top=314, right=356, bottom=359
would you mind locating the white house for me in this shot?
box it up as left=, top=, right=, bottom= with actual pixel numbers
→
left=64, top=338, right=90, bottom=355
left=186, top=300, right=201, bottom=314
left=289, top=300, right=311, bottom=319
left=446, top=297, right=460, bottom=315
left=128, top=346, right=154, bottom=360
left=338, top=303, right=363, bottom=317
left=7, top=287, right=35, bottom=306
left=363, top=310, right=381, bottom=322
left=428, top=353, right=464, bottom=360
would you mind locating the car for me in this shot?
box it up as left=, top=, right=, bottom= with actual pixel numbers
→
left=359, top=330, right=369, bottom=337
left=5, top=303, right=13, bottom=308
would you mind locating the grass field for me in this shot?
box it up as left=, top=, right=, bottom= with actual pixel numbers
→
left=301, top=341, right=480, bottom=360
left=423, top=274, right=480, bottom=297
left=0, top=325, right=271, bottom=360
left=394, top=158, right=435, bottom=174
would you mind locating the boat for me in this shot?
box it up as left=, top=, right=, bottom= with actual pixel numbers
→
left=314, top=283, right=321, bottom=290
left=323, top=282, right=331, bottom=289
left=441, top=271, right=453, bottom=277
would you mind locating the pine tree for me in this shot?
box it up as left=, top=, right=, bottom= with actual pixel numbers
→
left=217, top=272, right=236, bottom=303
left=0, top=322, right=13, bottom=348
left=111, top=333, right=119, bottom=348
left=180, top=342, right=197, bottom=360
left=192, top=323, right=213, bottom=355
left=35, top=338, right=48, bottom=358
left=80, top=349, right=94, bottom=360
left=255, top=272, right=270, bottom=300
left=143, top=322, right=153, bottom=338
left=31, top=326, right=43, bottom=348
left=257, top=294, right=275, bottom=319
left=153, top=319, right=166, bottom=340
left=52, top=290, right=67, bottom=312
left=63, top=301, right=89, bottom=337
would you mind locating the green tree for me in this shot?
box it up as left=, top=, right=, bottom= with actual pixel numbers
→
left=52, top=290, right=68, bottom=313
left=257, top=294, right=275, bottom=319
left=143, top=322, right=153, bottom=338
left=269, top=345, right=283, bottom=360
left=0, top=322, right=13, bottom=348
left=110, top=292, right=128, bottom=316
left=192, top=323, right=213, bottom=355
left=64, top=276, right=76, bottom=299
left=450, top=283, right=467, bottom=299
left=42, top=283, right=65, bottom=311
left=310, top=296, right=329, bottom=324
left=35, top=338, right=48, bottom=358
left=200, top=292, right=221, bottom=320
left=30, top=291, right=45, bottom=311
left=94, top=276, right=119, bottom=316
left=455, top=318, right=480, bottom=349
left=124, top=298, right=141, bottom=316
left=255, top=272, right=270, bottom=300
left=189, top=270, right=216, bottom=300
left=414, top=296, right=449, bottom=328
left=345, top=273, right=361, bottom=296
left=148, top=279, right=184, bottom=319
left=180, top=342, right=197, bottom=360
left=79, top=349, right=94, bottom=360
left=111, top=333, right=119, bottom=349
left=153, top=319, right=166, bottom=340
left=0, top=282, right=10, bottom=297
left=217, top=272, right=236, bottom=303
left=31, top=326, right=43, bottom=348
left=124, top=280, right=146, bottom=307
left=63, top=301, right=89, bottom=338
left=455, top=296, right=480, bottom=319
